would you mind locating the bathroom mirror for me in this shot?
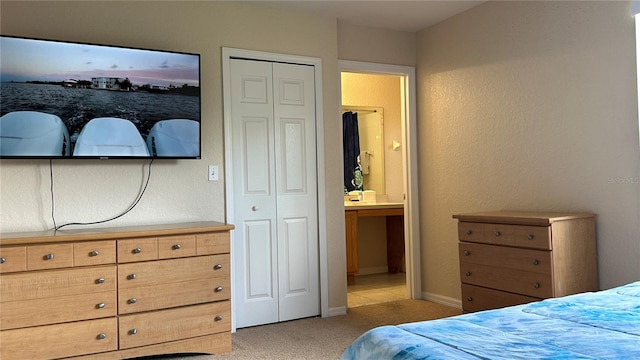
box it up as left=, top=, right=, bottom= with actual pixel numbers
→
left=342, top=106, right=385, bottom=194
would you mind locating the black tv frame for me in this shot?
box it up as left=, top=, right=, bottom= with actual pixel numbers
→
left=0, top=35, right=202, bottom=160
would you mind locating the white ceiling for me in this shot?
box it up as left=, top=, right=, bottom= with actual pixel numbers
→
left=243, top=1, right=485, bottom=33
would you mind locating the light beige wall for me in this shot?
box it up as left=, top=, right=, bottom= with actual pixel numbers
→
left=0, top=1, right=346, bottom=310
left=417, top=0, right=640, bottom=300
left=338, top=21, right=416, bottom=66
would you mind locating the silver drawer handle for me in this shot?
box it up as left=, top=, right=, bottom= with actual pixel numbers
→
left=533, top=259, right=540, bottom=266
left=127, top=273, right=137, bottom=280
left=129, top=328, right=138, bottom=335
left=96, top=303, right=106, bottom=309
left=97, top=333, right=107, bottom=340
left=0, top=257, right=5, bottom=264
left=96, top=278, right=105, bottom=284
left=465, top=271, right=471, bottom=276
left=494, top=231, right=501, bottom=237
left=215, top=286, right=224, bottom=292
left=534, top=282, right=540, bottom=289
left=90, top=250, right=100, bottom=257
left=128, top=298, right=137, bottom=304
left=466, top=230, right=472, bottom=235
left=466, top=297, right=473, bottom=302
left=44, top=253, right=54, bottom=260
left=132, top=248, right=142, bottom=254
left=214, top=264, right=223, bottom=270
left=527, top=234, right=534, bottom=240
left=215, top=315, right=223, bottom=321
left=463, top=250, right=470, bottom=256
left=172, top=244, right=182, bottom=250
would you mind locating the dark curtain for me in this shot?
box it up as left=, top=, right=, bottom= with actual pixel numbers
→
left=343, top=111, right=362, bottom=193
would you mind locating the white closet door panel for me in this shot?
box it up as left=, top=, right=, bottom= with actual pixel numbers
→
left=281, top=217, right=310, bottom=294
left=245, top=220, right=275, bottom=299
left=239, top=76, right=269, bottom=104
left=273, top=62, right=319, bottom=322
left=280, top=118, right=306, bottom=193
left=242, top=117, right=271, bottom=194
left=234, top=219, right=278, bottom=327
left=278, top=78, right=306, bottom=105
left=230, top=59, right=278, bottom=328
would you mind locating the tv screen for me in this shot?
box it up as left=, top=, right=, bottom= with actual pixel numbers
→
left=0, top=35, right=201, bottom=159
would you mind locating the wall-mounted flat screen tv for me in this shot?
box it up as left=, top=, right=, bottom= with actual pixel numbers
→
left=0, top=35, right=201, bottom=159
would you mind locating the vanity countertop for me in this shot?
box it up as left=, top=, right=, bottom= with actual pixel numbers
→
left=344, top=202, right=404, bottom=210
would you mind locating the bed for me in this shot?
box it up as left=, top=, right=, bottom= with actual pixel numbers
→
left=341, top=281, right=640, bottom=359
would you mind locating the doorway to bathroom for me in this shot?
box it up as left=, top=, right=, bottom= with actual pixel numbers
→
left=339, top=60, right=421, bottom=308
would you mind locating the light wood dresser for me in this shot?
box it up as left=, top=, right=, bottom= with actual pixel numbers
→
left=452, top=211, right=597, bottom=313
left=0, top=221, right=234, bottom=360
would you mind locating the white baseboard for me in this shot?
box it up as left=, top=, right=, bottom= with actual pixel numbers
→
left=326, top=305, right=347, bottom=317
left=356, top=266, right=388, bottom=276
left=422, top=291, right=462, bottom=310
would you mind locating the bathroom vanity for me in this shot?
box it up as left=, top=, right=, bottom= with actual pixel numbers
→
left=345, top=202, right=404, bottom=285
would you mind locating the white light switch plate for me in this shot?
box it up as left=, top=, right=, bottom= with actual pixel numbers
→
left=208, top=165, right=219, bottom=181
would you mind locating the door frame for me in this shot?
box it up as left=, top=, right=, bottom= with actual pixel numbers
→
left=222, top=47, right=327, bottom=332
left=339, top=60, right=422, bottom=300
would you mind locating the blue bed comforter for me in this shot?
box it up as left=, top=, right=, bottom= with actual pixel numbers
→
left=341, top=281, right=640, bottom=359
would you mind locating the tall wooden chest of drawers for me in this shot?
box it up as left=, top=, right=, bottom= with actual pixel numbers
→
left=453, top=211, right=597, bottom=313
left=0, top=221, right=233, bottom=360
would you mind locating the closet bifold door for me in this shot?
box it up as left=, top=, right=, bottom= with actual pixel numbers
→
left=272, top=62, right=319, bottom=323
left=230, top=59, right=319, bottom=328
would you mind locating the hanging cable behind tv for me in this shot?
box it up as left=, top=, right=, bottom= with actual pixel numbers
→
left=50, top=159, right=154, bottom=231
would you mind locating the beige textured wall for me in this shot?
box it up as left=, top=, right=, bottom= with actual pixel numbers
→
left=338, top=21, right=416, bottom=66
left=0, top=1, right=346, bottom=310
left=417, top=0, right=640, bottom=299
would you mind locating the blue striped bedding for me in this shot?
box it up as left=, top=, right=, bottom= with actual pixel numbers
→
left=341, top=281, right=640, bottom=359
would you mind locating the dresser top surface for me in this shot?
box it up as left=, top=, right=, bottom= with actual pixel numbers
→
left=453, top=211, right=596, bottom=226
left=0, top=221, right=234, bottom=246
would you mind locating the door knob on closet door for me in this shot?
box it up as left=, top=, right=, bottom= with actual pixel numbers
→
left=252, top=206, right=259, bottom=211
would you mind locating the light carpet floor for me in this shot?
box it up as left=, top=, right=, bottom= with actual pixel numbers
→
left=144, top=299, right=461, bottom=360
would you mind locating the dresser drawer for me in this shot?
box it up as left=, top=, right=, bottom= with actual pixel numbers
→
left=0, top=246, right=26, bottom=273
left=460, top=262, right=553, bottom=298
left=1, top=266, right=116, bottom=329
left=118, top=255, right=229, bottom=313
left=118, top=238, right=159, bottom=263
left=119, top=276, right=230, bottom=314
left=118, top=254, right=228, bottom=289
left=459, top=222, right=552, bottom=249
left=158, top=234, right=197, bottom=259
left=458, top=222, right=515, bottom=246
left=514, top=225, right=551, bottom=250
left=0, top=317, right=118, bottom=360
left=197, top=232, right=230, bottom=255
left=1, top=290, right=117, bottom=330
left=481, top=223, right=515, bottom=245
left=461, top=284, right=539, bottom=312
left=119, top=301, right=231, bottom=349
left=457, top=222, right=485, bottom=243
left=27, top=243, right=73, bottom=270
left=459, top=242, right=551, bottom=274
left=74, top=240, right=117, bottom=266
left=1, top=265, right=116, bottom=302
